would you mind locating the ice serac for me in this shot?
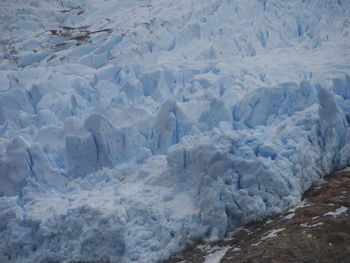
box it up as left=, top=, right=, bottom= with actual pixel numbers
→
left=0, top=136, right=64, bottom=197
left=317, top=86, right=347, bottom=173
left=198, top=98, right=232, bottom=131
left=0, top=0, right=350, bottom=262
left=0, top=88, right=34, bottom=125
left=66, top=113, right=140, bottom=177
left=232, top=81, right=317, bottom=129
left=65, top=117, right=98, bottom=177
left=151, top=100, right=196, bottom=154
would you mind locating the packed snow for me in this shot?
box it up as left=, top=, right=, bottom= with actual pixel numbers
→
left=1, top=0, right=350, bottom=262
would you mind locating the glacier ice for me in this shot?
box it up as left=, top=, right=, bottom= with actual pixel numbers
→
left=0, top=0, right=350, bottom=262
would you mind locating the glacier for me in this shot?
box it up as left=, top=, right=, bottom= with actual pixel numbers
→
left=0, top=0, right=350, bottom=262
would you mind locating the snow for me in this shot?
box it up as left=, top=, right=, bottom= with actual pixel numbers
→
left=324, top=206, right=348, bottom=217
left=300, top=222, right=324, bottom=228
left=203, top=246, right=229, bottom=263
left=260, top=228, right=285, bottom=241
left=251, top=227, right=285, bottom=246
left=282, top=213, right=295, bottom=220
left=0, top=0, right=350, bottom=262
left=286, top=200, right=311, bottom=213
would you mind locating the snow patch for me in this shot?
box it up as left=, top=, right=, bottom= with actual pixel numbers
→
left=324, top=206, right=348, bottom=217
left=203, top=246, right=230, bottom=263
left=260, top=228, right=285, bottom=241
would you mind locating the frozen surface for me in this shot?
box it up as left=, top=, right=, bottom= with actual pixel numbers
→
left=260, top=228, right=285, bottom=241
left=203, top=246, right=229, bottom=263
left=0, top=0, right=350, bottom=262
left=324, top=206, right=348, bottom=217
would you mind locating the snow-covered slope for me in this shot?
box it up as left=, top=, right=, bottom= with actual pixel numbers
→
left=0, top=0, right=350, bottom=262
